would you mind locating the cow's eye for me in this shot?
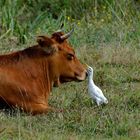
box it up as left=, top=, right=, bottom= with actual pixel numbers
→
left=67, top=54, right=74, bottom=60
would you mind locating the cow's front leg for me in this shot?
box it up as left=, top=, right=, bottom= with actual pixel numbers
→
left=53, top=77, right=61, bottom=87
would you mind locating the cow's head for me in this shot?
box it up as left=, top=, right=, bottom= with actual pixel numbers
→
left=37, top=28, right=87, bottom=86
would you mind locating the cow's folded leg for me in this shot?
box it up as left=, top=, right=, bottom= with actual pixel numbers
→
left=22, top=103, right=50, bottom=115
left=22, top=103, right=63, bottom=115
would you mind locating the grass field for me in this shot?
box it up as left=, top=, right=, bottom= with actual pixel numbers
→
left=0, top=0, right=140, bottom=139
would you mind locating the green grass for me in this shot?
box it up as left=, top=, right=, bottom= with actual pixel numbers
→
left=0, top=0, right=140, bottom=139
left=0, top=46, right=139, bottom=140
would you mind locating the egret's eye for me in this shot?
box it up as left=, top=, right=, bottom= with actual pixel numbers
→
left=88, top=69, right=92, bottom=73
left=88, top=68, right=92, bottom=71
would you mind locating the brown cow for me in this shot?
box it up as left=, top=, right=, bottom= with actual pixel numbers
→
left=0, top=29, right=87, bottom=115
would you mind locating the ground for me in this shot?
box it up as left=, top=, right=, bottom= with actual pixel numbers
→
left=0, top=44, right=139, bottom=140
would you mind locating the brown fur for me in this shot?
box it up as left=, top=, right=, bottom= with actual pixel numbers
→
left=0, top=32, right=87, bottom=115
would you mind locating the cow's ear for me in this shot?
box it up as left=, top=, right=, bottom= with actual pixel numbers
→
left=37, top=36, right=53, bottom=47
left=37, top=36, right=58, bottom=54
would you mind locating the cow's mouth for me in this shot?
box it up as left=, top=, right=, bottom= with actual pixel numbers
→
left=59, top=74, right=86, bottom=83
left=59, top=76, right=75, bottom=83
left=75, top=75, right=86, bottom=82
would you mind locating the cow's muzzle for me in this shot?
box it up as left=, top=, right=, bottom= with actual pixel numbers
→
left=75, top=70, right=87, bottom=81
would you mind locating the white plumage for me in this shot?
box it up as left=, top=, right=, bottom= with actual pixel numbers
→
left=87, top=66, right=108, bottom=106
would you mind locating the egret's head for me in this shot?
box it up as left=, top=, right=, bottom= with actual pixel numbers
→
left=87, top=66, right=93, bottom=76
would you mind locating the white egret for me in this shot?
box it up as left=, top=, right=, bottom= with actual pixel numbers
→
left=87, top=66, right=108, bottom=106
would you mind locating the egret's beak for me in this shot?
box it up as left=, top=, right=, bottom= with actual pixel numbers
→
left=84, top=63, right=89, bottom=69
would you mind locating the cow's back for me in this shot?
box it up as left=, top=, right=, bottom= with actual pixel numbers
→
left=0, top=47, right=50, bottom=112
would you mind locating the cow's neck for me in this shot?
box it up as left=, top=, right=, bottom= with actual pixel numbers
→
left=47, top=57, right=60, bottom=88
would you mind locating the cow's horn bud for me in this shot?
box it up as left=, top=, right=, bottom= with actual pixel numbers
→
left=60, top=28, right=74, bottom=40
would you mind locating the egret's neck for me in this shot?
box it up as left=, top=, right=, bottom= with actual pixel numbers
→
left=88, top=72, right=94, bottom=83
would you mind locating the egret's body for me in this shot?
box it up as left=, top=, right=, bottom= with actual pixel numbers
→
left=87, top=66, right=108, bottom=106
